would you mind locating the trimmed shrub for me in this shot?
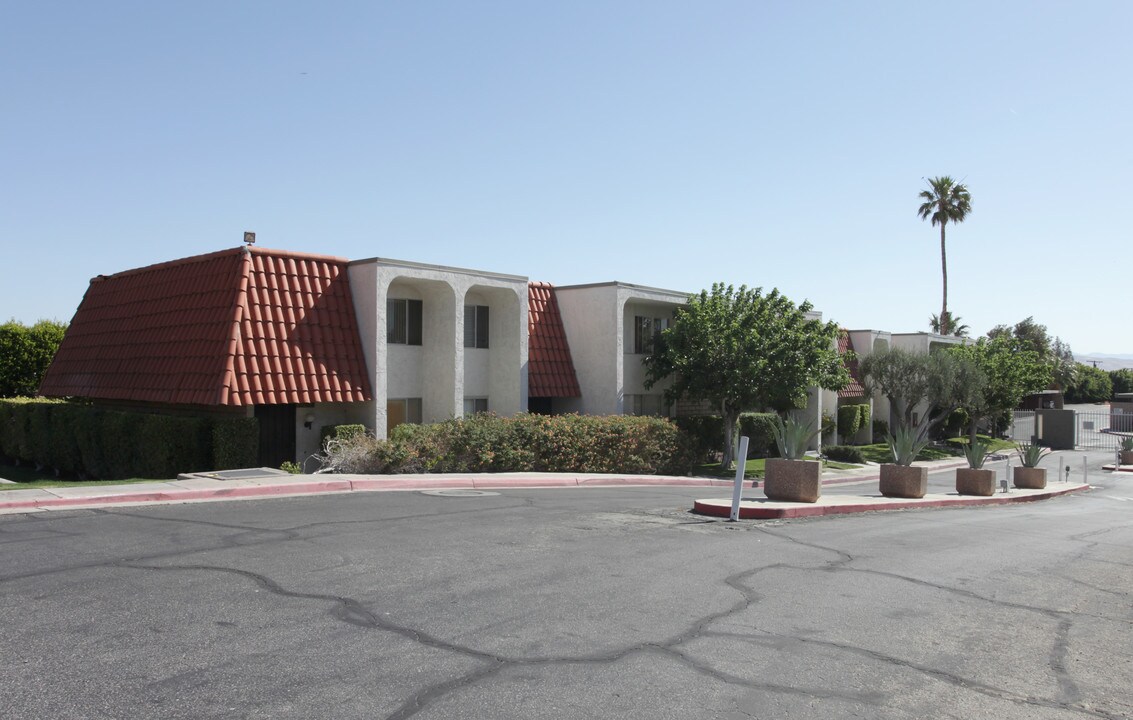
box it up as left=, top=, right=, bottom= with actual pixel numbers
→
left=212, top=417, right=259, bottom=470
left=324, top=413, right=695, bottom=476
left=0, top=399, right=259, bottom=479
left=837, top=404, right=870, bottom=443
left=823, top=445, right=865, bottom=464
left=320, top=423, right=367, bottom=451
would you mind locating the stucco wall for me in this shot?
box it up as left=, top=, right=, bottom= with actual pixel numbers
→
left=348, top=258, right=528, bottom=438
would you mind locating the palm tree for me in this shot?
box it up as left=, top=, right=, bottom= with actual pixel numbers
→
left=918, top=176, right=972, bottom=336
left=929, top=312, right=970, bottom=337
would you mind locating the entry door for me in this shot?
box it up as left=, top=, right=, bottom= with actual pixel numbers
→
left=255, top=404, right=297, bottom=468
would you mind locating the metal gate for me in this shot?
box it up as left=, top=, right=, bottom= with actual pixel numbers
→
left=1012, top=409, right=1132, bottom=450
left=1074, top=411, right=1132, bottom=450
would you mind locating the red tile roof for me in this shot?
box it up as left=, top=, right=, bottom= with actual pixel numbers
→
left=838, top=331, right=867, bottom=399
left=528, top=282, right=581, bottom=398
left=40, top=247, right=372, bottom=406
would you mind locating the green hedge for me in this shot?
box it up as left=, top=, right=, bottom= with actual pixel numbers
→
left=325, top=413, right=695, bottom=475
left=0, top=399, right=258, bottom=479
left=823, top=445, right=866, bottom=464
left=211, top=417, right=259, bottom=471
left=837, top=404, right=871, bottom=444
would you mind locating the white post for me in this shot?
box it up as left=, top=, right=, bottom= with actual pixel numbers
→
left=1083, top=455, right=1088, bottom=485
left=729, top=436, right=751, bottom=522
left=1058, top=456, right=1064, bottom=483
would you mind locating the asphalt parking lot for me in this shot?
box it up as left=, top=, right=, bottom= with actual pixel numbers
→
left=2, top=451, right=1130, bottom=719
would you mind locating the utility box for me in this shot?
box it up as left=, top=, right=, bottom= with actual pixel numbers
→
left=1035, top=409, right=1075, bottom=450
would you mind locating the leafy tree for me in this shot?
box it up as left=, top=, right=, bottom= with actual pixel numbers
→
left=1064, top=363, right=1113, bottom=404
left=643, top=284, right=848, bottom=469
left=1110, top=368, right=1133, bottom=395
left=987, top=316, right=1074, bottom=389
left=929, top=312, right=970, bottom=337
left=918, top=176, right=972, bottom=336
left=0, top=319, right=68, bottom=397
left=858, top=347, right=983, bottom=438
left=949, top=336, right=1052, bottom=441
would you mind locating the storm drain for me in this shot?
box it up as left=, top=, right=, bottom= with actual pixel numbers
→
left=419, top=489, right=500, bottom=497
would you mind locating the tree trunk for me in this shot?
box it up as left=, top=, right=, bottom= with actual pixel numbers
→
left=721, top=410, right=737, bottom=470
left=969, top=416, right=979, bottom=446
left=940, top=223, right=949, bottom=335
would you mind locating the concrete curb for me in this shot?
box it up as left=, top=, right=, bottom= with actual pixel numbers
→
left=693, top=483, right=1091, bottom=520
left=0, top=475, right=737, bottom=513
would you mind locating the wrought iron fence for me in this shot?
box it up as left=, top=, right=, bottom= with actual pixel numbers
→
left=1075, top=411, right=1132, bottom=450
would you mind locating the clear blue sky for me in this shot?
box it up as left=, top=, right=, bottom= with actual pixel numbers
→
left=3, top=1, right=1129, bottom=354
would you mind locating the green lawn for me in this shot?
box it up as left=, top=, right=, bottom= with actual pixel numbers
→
left=0, top=463, right=155, bottom=490
left=945, top=435, right=1016, bottom=453
left=696, top=457, right=859, bottom=480
left=855, top=444, right=955, bottom=464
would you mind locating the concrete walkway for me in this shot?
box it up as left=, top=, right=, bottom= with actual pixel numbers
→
left=1, top=457, right=1117, bottom=516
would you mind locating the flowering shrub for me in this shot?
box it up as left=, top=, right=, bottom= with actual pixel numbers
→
left=324, top=413, right=695, bottom=475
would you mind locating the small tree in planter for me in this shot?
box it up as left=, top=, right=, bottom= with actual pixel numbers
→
left=956, top=438, right=994, bottom=496
left=880, top=424, right=931, bottom=498
left=1014, top=442, right=1050, bottom=489
left=764, top=416, right=822, bottom=503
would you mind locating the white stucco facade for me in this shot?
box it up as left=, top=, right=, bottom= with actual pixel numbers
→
left=554, top=282, right=689, bottom=417
left=348, top=257, right=528, bottom=439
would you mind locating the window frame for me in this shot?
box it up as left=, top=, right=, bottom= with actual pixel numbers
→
left=387, top=298, right=423, bottom=345
left=464, top=304, right=489, bottom=349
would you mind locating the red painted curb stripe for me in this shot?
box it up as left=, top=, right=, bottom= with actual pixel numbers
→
left=693, top=484, right=1089, bottom=519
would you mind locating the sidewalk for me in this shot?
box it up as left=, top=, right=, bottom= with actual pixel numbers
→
left=0, top=457, right=1106, bottom=516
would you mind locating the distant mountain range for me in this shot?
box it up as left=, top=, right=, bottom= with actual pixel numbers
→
left=1078, top=354, right=1133, bottom=371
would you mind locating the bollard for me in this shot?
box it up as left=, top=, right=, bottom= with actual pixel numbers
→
left=729, top=436, right=750, bottom=522
left=1083, top=456, right=1088, bottom=485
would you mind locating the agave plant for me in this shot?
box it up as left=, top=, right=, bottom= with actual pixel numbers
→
left=1120, top=436, right=1133, bottom=452
left=1016, top=441, right=1050, bottom=468
left=963, top=438, right=991, bottom=469
left=887, top=424, right=931, bottom=466
left=771, top=416, right=820, bottom=461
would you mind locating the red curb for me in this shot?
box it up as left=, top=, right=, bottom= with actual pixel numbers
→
left=693, top=483, right=1090, bottom=519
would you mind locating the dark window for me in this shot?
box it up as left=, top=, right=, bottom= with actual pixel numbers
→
left=464, top=305, right=489, bottom=349
left=388, top=299, right=423, bottom=345
left=463, top=397, right=489, bottom=415
left=633, top=315, right=668, bottom=354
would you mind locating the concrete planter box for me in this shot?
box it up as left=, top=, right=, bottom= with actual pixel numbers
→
left=763, top=458, right=821, bottom=503
left=1013, top=466, right=1047, bottom=489
left=956, top=468, right=995, bottom=496
left=879, top=464, right=927, bottom=499
left=1120, top=451, right=1133, bottom=466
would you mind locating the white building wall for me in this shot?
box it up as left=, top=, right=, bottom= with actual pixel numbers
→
left=348, top=258, right=528, bottom=439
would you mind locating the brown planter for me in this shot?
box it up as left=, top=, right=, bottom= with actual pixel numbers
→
left=956, top=468, right=995, bottom=496
left=1120, top=451, right=1133, bottom=466
left=1013, top=466, right=1047, bottom=489
left=763, top=458, right=822, bottom=503
left=879, top=464, right=927, bottom=498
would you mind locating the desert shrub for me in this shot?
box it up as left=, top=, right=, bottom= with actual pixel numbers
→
left=212, top=417, right=259, bottom=470
left=324, top=413, right=694, bottom=476
left=823, top=445, right=865, bottom=464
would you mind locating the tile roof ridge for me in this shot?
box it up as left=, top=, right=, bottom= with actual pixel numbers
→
left=89, top=247, right=245, bottom=283
left=246, top=246, right=351, bottom=264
